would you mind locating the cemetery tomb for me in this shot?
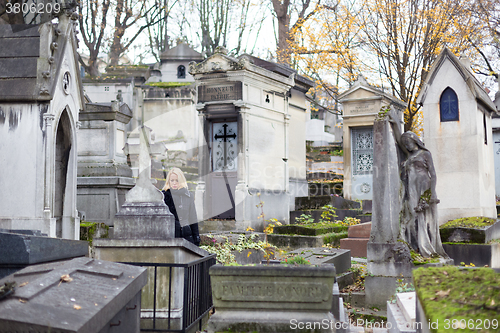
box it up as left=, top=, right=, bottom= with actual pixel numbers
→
left=0, top=7, right=85, bottom=239
left=418, top=48, right=497, bottom=224
left=338, top=75, right=405, bottom=201
left=190, top=49, right=313, bottom=230
left=0, top=257, right=147, bottom=332
left=77, top=101, right=135, bottom=227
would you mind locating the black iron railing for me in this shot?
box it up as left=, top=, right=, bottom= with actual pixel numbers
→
left=124, top=254, right=216, bottom=333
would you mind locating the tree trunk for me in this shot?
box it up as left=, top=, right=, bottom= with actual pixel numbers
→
left=272, top=0, right=291, bottom=65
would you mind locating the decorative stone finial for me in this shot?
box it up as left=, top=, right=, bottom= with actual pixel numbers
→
left=125, top=126, right=164, bottom=203
left=214, top=46, right=228, bottom=55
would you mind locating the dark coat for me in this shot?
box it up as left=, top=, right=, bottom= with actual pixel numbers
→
left=162, top=188, right=200, bottom=246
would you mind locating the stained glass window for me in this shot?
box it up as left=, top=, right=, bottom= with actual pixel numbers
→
left=440, top=87, right=459, bottom=122
left=352, top=127, right=373, bottom=175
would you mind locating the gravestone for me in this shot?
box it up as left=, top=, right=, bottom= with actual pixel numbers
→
left=417, top=48, right=497, bottom=224
left=190, top=49, right=313, bottom=230
left=365, top=110, right=452, bottom=309
left=77, top=101, right=135, bottom=227
left=93, top=125, right=211, bottom=330
left=207, top=265, right=336, bottom=333
left=0, top=230, right=88, bottom=279
left=338, top=75, right=405, bottom=201
left=0, top=257, right=147, bottom=332
left=0, top=7, right=84, bottom=239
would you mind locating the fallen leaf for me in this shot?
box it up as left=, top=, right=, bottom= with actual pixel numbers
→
left=60, top=274, right=73, bottom=283
left=73, top=304, right=81, bottom=310
left=18, top=282, right=28, bottom=287
left=19, top=299, right=26, bottom=303
left=247, top=251, right=252, bottom=257
left=436, top=289, right=451, bottom=297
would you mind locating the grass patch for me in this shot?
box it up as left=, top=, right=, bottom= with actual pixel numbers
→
left=440, top=217, right=496, bottom=229
left=323, top=231, right=348, bottom=247
left=414, top=266, right=500, bottom=332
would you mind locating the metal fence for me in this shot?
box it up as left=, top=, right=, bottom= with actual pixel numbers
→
left=124, top=254, right=216, bottom=333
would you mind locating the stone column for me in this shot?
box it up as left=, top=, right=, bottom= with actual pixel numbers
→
left=43, top=113, right=56, bottom=237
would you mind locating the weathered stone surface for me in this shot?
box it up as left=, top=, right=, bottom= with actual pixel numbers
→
left=0, top=257, right=147, bottom=333
left=207, top=265, right=336, bottom=333
left=443, top=243, right=500, bottom=268
left=348, top=222, right=371, bottom=238
left=440, top=220, right=500, bottom=244
left=113, top=202, right=174, bottom=239
left=295, top=195, right=361, bottom=211
left=267, top=234, right=325, bottom=251
left=370, top=119, right=401, bottom=244
left=288, top=247, right=351, bottom=274
left=340, top=238, right=369, bottom=258
left=0, top=231, right=88, bottom=269
left=93, top=238, right=210, bottom=331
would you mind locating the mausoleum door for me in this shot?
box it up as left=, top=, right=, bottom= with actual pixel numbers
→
left=54, top=110, right=72, bottom=238
left=351, top=127, right=374, bottom=200
left=208, top=121, right=237, bottom=219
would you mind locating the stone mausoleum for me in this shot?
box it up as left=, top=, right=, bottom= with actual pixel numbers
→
left=338, top=75, right=405, bottom=201
left=418, top=48, right=497, bottom=224
left=190, top=49, right=313, bottom=230
left=0, top=11, right=84, bottom=239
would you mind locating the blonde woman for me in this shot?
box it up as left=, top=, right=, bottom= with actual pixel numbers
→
left=162, top=168, right=200, bottom=246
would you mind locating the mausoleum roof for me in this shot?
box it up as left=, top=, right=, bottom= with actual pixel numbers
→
left=0, top=21, right=83, bottom=103
left=0, top=25, right=41, bottom=101
left=338, top=75, right=406, bottom=109
left=417, top=48, right=496, bottom=112
left=160, top=43, right=204, bottom=62
left=240, top=54, right=315, bottom=93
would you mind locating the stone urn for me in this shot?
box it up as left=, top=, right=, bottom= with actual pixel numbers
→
left=206, top=264, right=337, bottom=333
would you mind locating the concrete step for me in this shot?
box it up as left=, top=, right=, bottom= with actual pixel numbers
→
left=387, top=292, right=417, bottom=333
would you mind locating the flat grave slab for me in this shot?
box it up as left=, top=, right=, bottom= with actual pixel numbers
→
left=0, top=257, right=147, bottom=333
left=288, top=247, right=351, bottom=273
left=0, top=231, right=89, bottom=279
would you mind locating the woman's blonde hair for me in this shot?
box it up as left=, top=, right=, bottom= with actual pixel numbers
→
left=162, top=167, right=188, bottom=190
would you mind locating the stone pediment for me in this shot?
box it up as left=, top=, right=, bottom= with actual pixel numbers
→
left=189, top=49, right=246, bottom=75
left=339, top=75, right=405, bottom=108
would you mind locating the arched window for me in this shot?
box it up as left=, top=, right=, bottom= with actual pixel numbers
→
left=439, top=87, right=459, bottom=122
left=177, top=65, right=186, bottom=79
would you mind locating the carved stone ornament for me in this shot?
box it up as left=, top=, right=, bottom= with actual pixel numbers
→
left=188, top=54, right=245, bottom=75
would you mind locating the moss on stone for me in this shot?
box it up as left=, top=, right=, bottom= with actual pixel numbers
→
left=410, top=250, right=439, bottom=265
left=413, top=266, right=500, bottom=333
left=80, top=221, right=109, bottom=246
left=145, top=81, right=193, bottom=88
left=440, top=217, right=496, bottom=229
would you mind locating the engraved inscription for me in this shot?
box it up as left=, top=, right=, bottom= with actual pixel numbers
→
left=347, top=102, right=376, bottom=115
left=215, top=282, right=329, bottom=302
left=198, top=82, right=242, bottom=103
